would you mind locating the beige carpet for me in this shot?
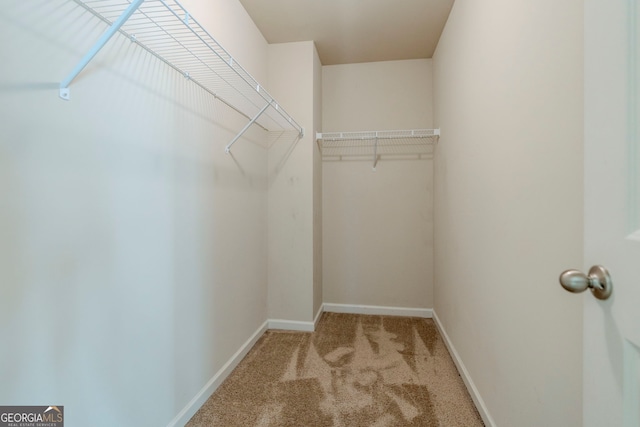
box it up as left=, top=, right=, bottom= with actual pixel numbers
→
left=187, top=313, right=484, bottom=426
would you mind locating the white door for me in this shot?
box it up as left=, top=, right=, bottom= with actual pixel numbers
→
left=582, top=0, right=640, bottom=425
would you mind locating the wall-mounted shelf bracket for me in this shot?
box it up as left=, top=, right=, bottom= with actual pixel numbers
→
left=225, top=100, right=273, bottom=154
left=373, top=135, right=379, bottom=171
left=59, top=0, right=145, bottom=100
left=225, top=101, right=304, bottom=154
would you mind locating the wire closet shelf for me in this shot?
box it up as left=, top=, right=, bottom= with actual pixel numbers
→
left=317, top=129, right=440, bottom=170
left=59, top=0, right=304, bottom=153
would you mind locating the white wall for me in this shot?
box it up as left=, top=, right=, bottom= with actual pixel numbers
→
left=432, top=1, right=583, bottom=426
left=0, top=0, right=272, bottom=425
left=322, top=60, right=434, bottom=310
left=267, top=41, right=322, bottom=323
left=322, top=60, right=433, bottom=132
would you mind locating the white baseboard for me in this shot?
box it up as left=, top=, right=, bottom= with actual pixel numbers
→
left=268, top=318, right=316, bottom=332
left=267, top=304, right=325, bottom=332
left=323, top=303, right=433, bottom=318
left=313, top=303, right=325, bottom=329
left=166, top=320, right=269, bottom=427
left=432, top=310, right=496, bottom=427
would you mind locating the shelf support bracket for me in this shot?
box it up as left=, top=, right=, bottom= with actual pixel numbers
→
left=225, top=100, right=273, bottom=153
left=59, top=0, right=146, bottom=100
left=372, top=133, right=379, bottom=171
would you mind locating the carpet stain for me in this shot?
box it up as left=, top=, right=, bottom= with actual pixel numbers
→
left=186, top=313, right=484, bottom=427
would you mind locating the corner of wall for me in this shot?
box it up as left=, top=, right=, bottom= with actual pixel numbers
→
left=266, top=41, right=319, bottom=323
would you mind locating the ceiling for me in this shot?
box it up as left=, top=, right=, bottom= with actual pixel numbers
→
left=237, top=0, right=456, bottom=65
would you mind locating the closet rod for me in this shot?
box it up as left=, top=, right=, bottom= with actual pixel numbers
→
left=316, top=129, right=441, bottom=141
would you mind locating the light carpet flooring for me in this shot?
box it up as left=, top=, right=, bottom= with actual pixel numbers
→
left=187, top=312, right=484, bottom=426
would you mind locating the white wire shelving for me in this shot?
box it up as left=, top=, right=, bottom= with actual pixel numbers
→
left=59, top=0, right=304, bottom=153
left=316, top=129, right=440, bottom=170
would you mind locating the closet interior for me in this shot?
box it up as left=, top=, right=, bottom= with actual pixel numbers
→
left=3, top=0, right=585, bottom=425
left=1, top=0, right=438, bottom=424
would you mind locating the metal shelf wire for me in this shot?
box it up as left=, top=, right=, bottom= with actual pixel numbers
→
left=317, top=129, right=440, bottom=170
left=59, top=0, right=304, bottom=152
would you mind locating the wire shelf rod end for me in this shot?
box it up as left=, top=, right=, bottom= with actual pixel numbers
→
left=225, top=100, right=273, bottom=154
